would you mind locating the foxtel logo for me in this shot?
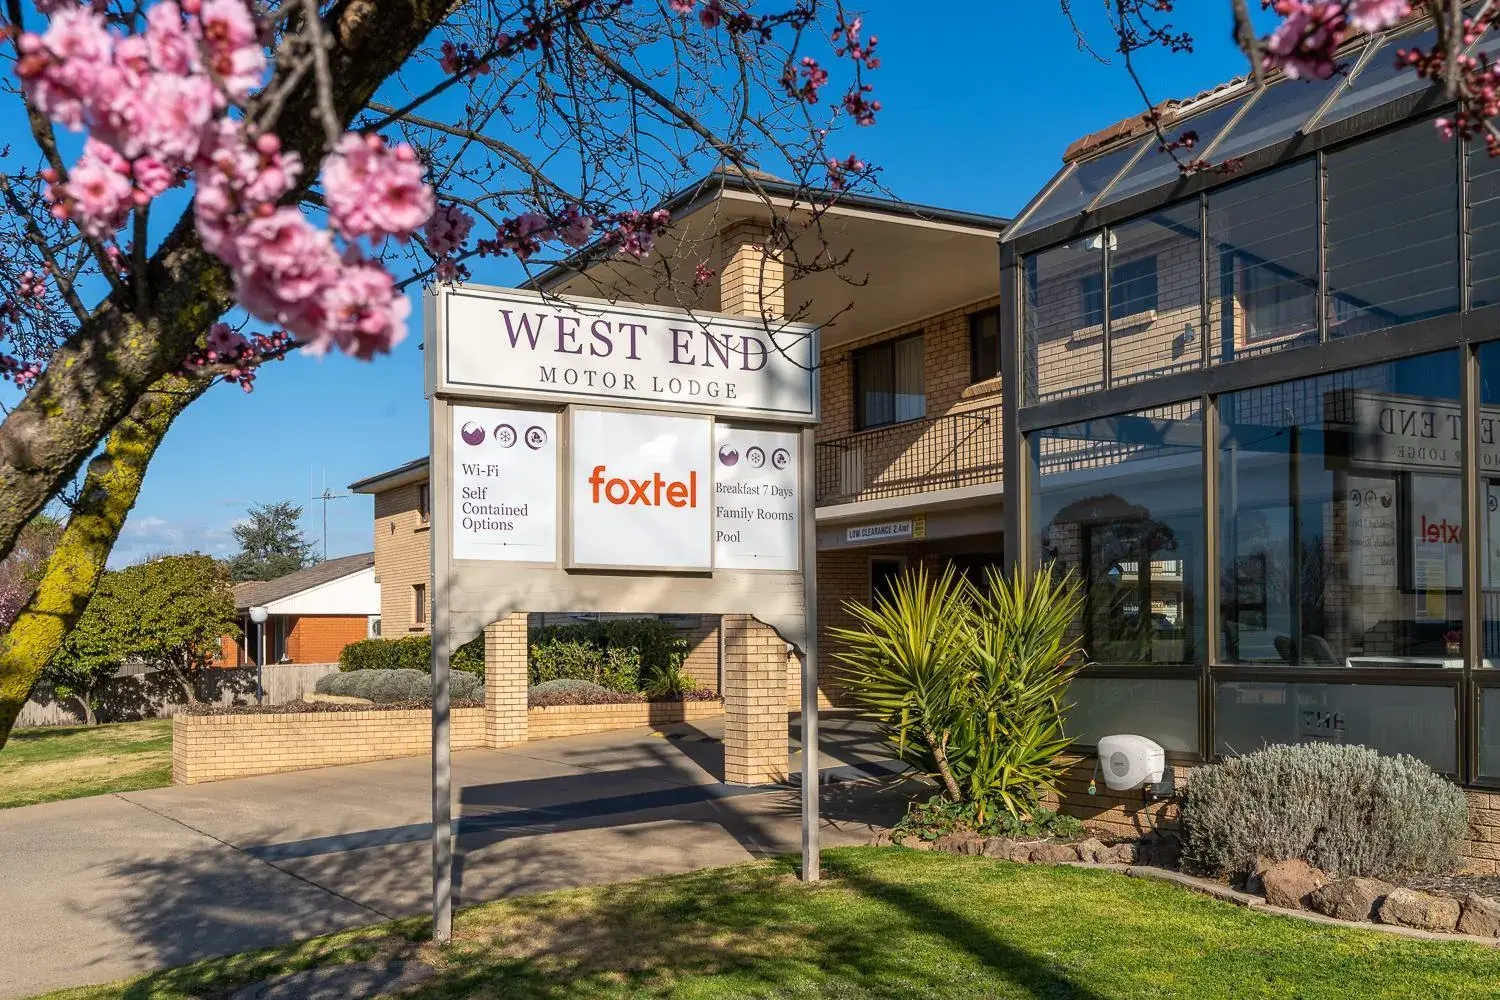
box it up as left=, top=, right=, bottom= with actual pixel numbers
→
left=588, top=465, right=699, bottom=508
left=1420, top=515, right=1461, bottom=543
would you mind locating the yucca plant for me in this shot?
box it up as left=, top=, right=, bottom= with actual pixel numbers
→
left=832, top=562, right=1086, bottom=823
left=831, top=563, right=973, bottom=802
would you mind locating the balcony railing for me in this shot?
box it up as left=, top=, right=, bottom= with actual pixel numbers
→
left=815, top=403, right=1002, bottom=506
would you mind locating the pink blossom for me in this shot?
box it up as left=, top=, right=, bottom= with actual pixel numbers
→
left=136, top=72, right=217, bottom=162
left=145, top=2, right=200, bottom=75
left=424, top=203, right=474, bottom=256
left=205, top=321, right=247, bottom=357
left=131, top=155, right=176, bottom=200
left=1348, top=0, right=1411, bottom=33
left=1263, top=1, right=1346, bottom=81
left=558, top=208, right=595, bottom=248
left=321, top=133, right=435, bottom=241
left=49, top=139, right=134, bottom=239
left=315, top=252, right=409, bottom=358
left=199, top=0, right=264, bottom=101
left=17, top=7, right=114, bottom=130
left=668, top=0, right=694, bottom=14
left=232, top=208, right=341, bottom=333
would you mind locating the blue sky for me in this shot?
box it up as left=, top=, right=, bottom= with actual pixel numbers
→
left=105, top=1, right=1272, bottom=566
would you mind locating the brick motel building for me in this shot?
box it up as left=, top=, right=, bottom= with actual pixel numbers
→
left=349, top=19, right=1500, bottom=862
left=218, top=552, right=379, bottom=667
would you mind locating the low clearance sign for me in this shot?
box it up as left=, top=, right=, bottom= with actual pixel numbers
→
left=434, top=285, right=817, bottom=421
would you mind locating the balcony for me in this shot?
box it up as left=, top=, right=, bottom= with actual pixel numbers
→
left=815, top=403, right=1003, bottom=507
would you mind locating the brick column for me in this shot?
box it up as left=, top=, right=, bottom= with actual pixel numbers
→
left=717, top=221, right=785, bottom=320
left=484, top=614, right=528, bottom=748
left=722, top=614, right=788, bottom=785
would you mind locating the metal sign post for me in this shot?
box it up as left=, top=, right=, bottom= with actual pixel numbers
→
left=424, top=284, right=821, bottom=941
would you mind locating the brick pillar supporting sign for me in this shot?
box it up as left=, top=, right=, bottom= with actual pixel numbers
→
left=722, top=614, right=789, bottom=785
left=484, top=614, right=528, bottom=748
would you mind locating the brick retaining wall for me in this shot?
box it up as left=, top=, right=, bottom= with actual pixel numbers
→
left=173, top=701, right=724, bottom=784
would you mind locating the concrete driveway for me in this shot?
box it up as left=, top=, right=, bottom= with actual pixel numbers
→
left=0, top=714, right=915, bottom=999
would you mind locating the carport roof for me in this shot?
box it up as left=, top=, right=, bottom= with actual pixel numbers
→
left=232, top=551, right=374, bottom=612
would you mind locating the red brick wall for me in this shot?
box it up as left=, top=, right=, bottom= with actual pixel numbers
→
left=284, top=615, right=369, bottom=664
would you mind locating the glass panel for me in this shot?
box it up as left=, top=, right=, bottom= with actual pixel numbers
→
left=854, top=345, right=893, bottom=428
left=1470, top=141, right=1500, bottom=309
left=1104, top=97, right=1248, bottom=207
left=1477, top=343, right=1500, bottom=667
left=1032, top=401, right=1205, bottom=665
left=1065, top=676, right=1199, bottom=753
left=1479, top=687, right=1500, bottom=777
left=892, top=335, right=925, bottom=422
left=1218, top=351, right=1464, bottom=667
left=1215, top=680, right=1455, bottom=773
left=1318, top=25, right=1438, bottom=129
left=1011, top=138, right=1149, bottom=238
left=1205, top=72, right=1344, bottom=166
left=1326, top=118, right=1458, bottom=338
left=1208, top=161, right=1318, bottom=363
left=1023, top=240, right=1104, bottom=403
left=970, top=310, right=1000, bottom=381
left=1109, top=203, right=1203, bottom=385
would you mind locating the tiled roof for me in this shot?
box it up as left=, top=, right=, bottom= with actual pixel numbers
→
left=232, top=551, right=374, bottom=611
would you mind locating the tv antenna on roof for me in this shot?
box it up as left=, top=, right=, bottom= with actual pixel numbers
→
left=309, top=469, right=353, bottom=561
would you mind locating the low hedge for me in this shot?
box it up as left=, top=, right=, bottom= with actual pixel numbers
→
left=315, top=668, right=485, bottom=704
left=529, top=618, right=688, bottom=693
left=339, top=634, right=485, bottom=676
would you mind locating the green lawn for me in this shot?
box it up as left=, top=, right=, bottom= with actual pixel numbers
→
left=0, top=718, right=173, bottom=809
left=31, top=847, right=1500, bottom=1000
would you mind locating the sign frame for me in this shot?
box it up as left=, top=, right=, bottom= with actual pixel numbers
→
left=427, top=283, right=819, bottom=424
left=423, top=283, right=822, bottom=945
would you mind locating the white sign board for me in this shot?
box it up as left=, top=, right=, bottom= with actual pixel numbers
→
left=435, top=285, right=817, bottom=421
left=1410, top=473, right=1463, bottom=595
left=713, top=425, right=800, bottom=571
left=451, top=405, right=557, bottom=563
left=569, top=407, right=713, bottom=570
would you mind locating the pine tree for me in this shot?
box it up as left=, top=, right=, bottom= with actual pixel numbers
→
left=228, top=501, right=319, bottom=582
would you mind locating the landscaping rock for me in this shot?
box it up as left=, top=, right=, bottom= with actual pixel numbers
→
left=902, top=837, right=934, bottom=851
left=933, top=831, right=981, bottom=855
left=1457, top=894, right=1500, bottom=938
left=868, top=830, right=894, bottom=847
left=1030, top=842, right=1082, bottom=864
left=1244, top=856, right=1275, bottom=896
left=980, top=837, right=1013, bottom=859
left=1099, top=842, right=1137, bottom=865
left=1006, top=841, right=1039, bottom=863
left=1376, top=888, right=1462, bottom=932
left=1308, top=877, right=1394, bottom=922
left=1260, top=859, right=1329, bottom=910
left=1075, top=837, right=1108, bottom=863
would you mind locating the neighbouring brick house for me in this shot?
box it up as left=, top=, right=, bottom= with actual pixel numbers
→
left=218, top=552, right=379, bottom=667
left=348, top=167, right=1010, bottom=706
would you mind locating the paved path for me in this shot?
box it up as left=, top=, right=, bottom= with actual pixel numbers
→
left=0, top=715, right=913, bottom=999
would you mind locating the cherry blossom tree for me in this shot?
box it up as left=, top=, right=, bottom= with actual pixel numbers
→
left=0, top=0, right=882, bottom=744
left=1072, top=1, right=1498, bottom=173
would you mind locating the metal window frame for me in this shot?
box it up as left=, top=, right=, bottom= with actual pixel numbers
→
left=968, top=306, right=1002, bottom=383
left=852, top=330, right=926, bottom=431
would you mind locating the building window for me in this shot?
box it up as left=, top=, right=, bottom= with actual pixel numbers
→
left=413, top=584, right=427, bottom=626
left=969, top=309, right=1000, bottom=382
left=417, top=483, right=430, bottom=524
left=853, top=334, right=925, bottom=429
left=870, top=557, right=906, bottom=608
left=1218, top=349, right=1462, bottom=668
left=1080, top=256, right=1159, bottom=328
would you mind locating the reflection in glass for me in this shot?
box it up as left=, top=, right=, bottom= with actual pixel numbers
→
left=1325, top=118, right=1458, bottom=338
left=1023, top=240, right=1104, bottom=403
left=1470, top=142, right=1500, bottom=310
left=1215, top=680, right=1454, bottom=773
left=1109, top=203, right=1203, bottom=384
left=1103, top=97, right=1246, bottom=208
left=1204, top=71, right=1343, bottom=166
left=1065, top=677, right=1199, bottom=753
left=1208, top=162, right=1318, bottom=362
left=1479, top=687, right=1500, bottom=776
left=1032, top=402, right=1204, bottom=665
left=1218, top=351, right=1463, bottom=667
left=1476, top=343, right=1500, bottom=668
left=1316, top=24, right=1437, bottom=130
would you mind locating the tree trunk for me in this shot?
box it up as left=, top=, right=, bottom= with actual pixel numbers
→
left=925, top=727, right=964, bottom=803
left=80, top=693, right=96, bottom=727
left=0, top=0, right=459, bottom=566
left=0, top=374, right=210, bottom=747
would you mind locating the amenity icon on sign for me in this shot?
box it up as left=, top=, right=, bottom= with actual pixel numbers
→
left=494, top=424, right=518, bottom=448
